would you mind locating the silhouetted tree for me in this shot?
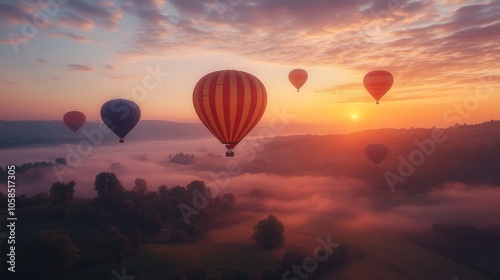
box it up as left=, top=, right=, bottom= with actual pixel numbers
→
left=32, top=192, right=50, bottom=205
left=55, top=157, right=67, bottom=165
left=108, top=232, right=132, bottom=262
left=278, top=246, right=308, bottom=275
left=94, top=172, right=124, bottom=197
left=132, top=177, right=148, bottom=196
left=169, top=152, right=195, bottom=165
left=31, top=230, right=80, bottom=274
left=171, top=230, right=188, bottom=243
left=186, top=180, right=211, bottom=202
left=222, top=193, right=236, bottom=211
left=158, top=184, right=169, bottom=196
left=252, top=215, right=285, bottom=249
left=261, top=267, right=276, bottom=280
left=169, top=185, right=187, bottom=198
left=49, top=180, right=76, bottom=206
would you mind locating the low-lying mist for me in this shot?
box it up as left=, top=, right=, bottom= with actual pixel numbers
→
left=3, top=139, right=499, bottom=246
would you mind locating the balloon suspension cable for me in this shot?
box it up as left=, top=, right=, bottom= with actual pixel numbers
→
left=119, top=139, right=124, bottom=143
left=225, top=149, right=235, bottom=157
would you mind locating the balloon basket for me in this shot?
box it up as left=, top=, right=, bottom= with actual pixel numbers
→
left=119, top=139, right=124, bottom=143
left=225, top=150, right=235, bottom=157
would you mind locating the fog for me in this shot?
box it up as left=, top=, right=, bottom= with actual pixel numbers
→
left=3, top=139, right=499, bottom=246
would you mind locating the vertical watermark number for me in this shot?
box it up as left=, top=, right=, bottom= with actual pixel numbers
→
left=6, top=165, right=17, bottom=273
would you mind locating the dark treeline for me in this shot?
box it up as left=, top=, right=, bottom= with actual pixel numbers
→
left=0, top=173, right=237, bottom=280
left=0, top=158, right=67, bottom=182
left=0, top=173, right=349, bottom=280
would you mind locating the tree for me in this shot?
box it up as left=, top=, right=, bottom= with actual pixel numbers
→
left=158, top=185, right=169, bottom=196
left=278, top=246, right=308, bottom=274
left=49, top=181, right=76, bottom=206
left=132, top=177, right=148, bottom=196
left=31, top=230, right=80, bottom=274
left=187, top=180, right=211, bottom=200
left=171, top=230, right=188, bottom=243
left=261, top=267, right=276, bottom=280
left=32, top=192, right=50, bottom=205
left=108, top=232, right=132, bottom=262
left=94, top=172, right=124, bottom=197
left=221, top=193, right=236, bottom=211
left=55, top=157, right=67, bottom=165
left=252, top=215, right=285, bottom=249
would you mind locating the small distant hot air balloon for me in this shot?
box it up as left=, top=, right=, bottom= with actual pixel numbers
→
left=288, top=69, right=308, bottom=92
left=100, top=99, right=141, bottom=143
left=365, top=143, right=389, bottom=166
left=63, top=111, right=86, bottom=133
left=193, top=70, right=267, bottom=157
left=363, top=70, right=393, bottom=104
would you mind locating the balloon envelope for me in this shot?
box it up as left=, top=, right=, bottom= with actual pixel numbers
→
left=100, top=99, right=141, bottom=143
left=193, top=70, right=267, bottom=157
left=363, top=70, right=393, bottom=104
left=288, top=69, right=308, bottom=92
left=63, top=111, right=86, bottom=133
left=365, top=143, right=389, bottom=165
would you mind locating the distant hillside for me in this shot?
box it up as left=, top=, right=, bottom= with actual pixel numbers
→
left=0, top=120, right=211, bottom=149
left=248, top=120, right=500, bottom=191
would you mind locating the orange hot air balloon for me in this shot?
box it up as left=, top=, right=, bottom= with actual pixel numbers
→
left=63, top=111, right=86, bottom=133
left=363, top=70, right=394, bottom=104
left=193, top=70, right=267, bottom=157
left=365, top=143, right=389, bottom=166
left=288, top=69, right=308, bottom=92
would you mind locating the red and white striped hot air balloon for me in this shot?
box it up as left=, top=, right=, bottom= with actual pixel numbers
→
left=363, top=70, right=394, bottom=104
left=193, top=70, right=267, bottom=157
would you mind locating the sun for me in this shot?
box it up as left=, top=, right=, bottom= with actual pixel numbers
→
left=351, top=115, right=358, bottom=120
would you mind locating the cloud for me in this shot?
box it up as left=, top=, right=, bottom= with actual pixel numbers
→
left=64, top=0, right=123, bottom=31
left=4, top=137, right=500, bottom=248
left=49, top=31, right=91, bottom=42
left=0, top=1, right=34, bottom=27
left=110, top=74, right=140, bottom=80
left=67, top=64, right=93, bottom=72
left=57, top=12, right=97, bottom=31
left=37, top=58, right=47, bottom=64
left=104, top=64, right=116, bottom=70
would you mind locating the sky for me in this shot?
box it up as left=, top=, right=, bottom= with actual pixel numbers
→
left=0, top=0, right=499, bottom=132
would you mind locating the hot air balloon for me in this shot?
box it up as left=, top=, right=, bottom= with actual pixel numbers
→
left=288, top=69, right=308, bottom=92
left=365, top=143, right=389, bottom=166
left=363, top=70, right=393, bottom=104
left=100, top=99, right=141, bottom=143
left=193, top=70, right=267, bottom=157
left=63, top=111, right=86, bottom=133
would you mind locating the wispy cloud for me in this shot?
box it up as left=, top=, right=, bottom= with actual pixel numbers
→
left=110, top=74, right=140, bottom=80
left=67, top=64, right=93, bottom=72
left=49, top=32, right=91, bottom=42
left=104, top=64, right=116, bottom=70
